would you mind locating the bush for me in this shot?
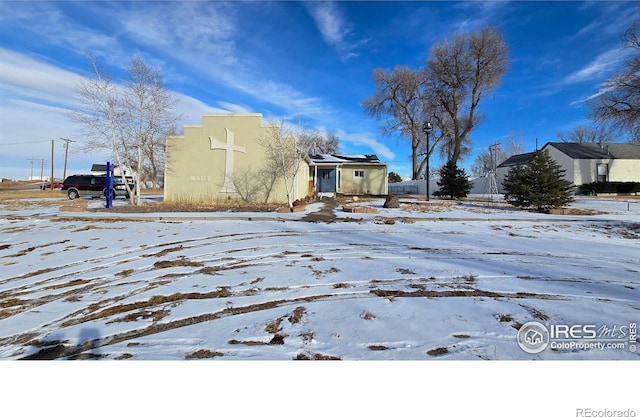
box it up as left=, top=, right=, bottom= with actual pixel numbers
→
left=502, top=150, right=574, bottom=210
left=578, top=181, right=640, bottom=195
left=433, top=161, right=471, bottom=199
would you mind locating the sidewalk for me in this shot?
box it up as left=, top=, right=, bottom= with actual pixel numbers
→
left=300, top=198, right=338, bottom=222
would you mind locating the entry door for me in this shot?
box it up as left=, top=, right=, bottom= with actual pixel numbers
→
left=318, top=169, right=336, bottom=192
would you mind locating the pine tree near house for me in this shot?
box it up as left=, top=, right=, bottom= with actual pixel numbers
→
left=502, top=150, right=574, bottom=210
left=433, top=161, right=472, bottom=199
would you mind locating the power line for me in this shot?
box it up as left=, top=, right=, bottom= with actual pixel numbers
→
left=0, top=139, right=57, bottom=146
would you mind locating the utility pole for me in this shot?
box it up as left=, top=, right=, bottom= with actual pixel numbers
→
left=28, top=158, right=37, bottom=181
left=50, top=139, right=54, bottom=190
left=61, top=138, right=74, bottom=181
left=40, top=159, right=45, bottom=183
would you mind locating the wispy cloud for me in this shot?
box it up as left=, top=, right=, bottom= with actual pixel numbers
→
left=119, top=2, right=238, bottom=66
left=0, top=48, right=83, bottom=108
left=335, top=129, right=396, bottom=161
left=306, top=2, right=349, bottom=46
left=0, top=2, right=123, bottom=66
left=449, top=1, right=510, bottom=33
left=564, top=47, right=630, bottom=84
left=305, top=2, right=367, bottom=62
left=118, top=3, right=326, bottom=118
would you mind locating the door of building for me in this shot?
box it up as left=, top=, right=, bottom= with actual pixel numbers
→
left=317, top=168, right=336, bottom=192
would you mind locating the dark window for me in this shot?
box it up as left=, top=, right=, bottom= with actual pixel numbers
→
left=597, top=163, right=608, bottom=182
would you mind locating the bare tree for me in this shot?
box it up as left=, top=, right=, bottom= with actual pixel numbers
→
left=297, top=130, right=340, bottom=155
left=425, top=25, right=509, bottom=165
left=362, top=66, right=439, bottom=180
left=471, top=131, right=523, bottom=177
left=70, top=55, right=181, bottom=204
left=232, top=167, right=263, bottom=203
left=590, top=19, right=640, bottom=142
left=69, top=55, right=133, bottom=200
left=555, top=125, right=616, bottom=145
left=125, top=57, right=181, bottom=193
left=256, top=155, right=283, bottom=203
left=259, top=121, right=307, bottom=211
left=363, top=26, right=508, bottom=178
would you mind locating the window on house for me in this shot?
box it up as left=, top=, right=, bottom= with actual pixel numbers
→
left=597, top=163, right=608, bottom=182
left=354, top=170, right=365, bottom=178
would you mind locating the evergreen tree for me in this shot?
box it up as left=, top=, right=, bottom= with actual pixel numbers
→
left=388, top=171, right=403, bottom=183
left=502, top=150, right=574, bottom=210
left=434, top=161, right=472, bottom=199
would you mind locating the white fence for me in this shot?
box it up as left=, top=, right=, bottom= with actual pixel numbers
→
left=389, top=177, right=498, bottom=196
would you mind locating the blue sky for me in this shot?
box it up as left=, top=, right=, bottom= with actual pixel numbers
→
left=0, top=1, right=638, bottom=181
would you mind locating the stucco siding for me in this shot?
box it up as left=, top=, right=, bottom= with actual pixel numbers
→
left=165, top=114, right=309, bottom=204
left=609, top=159, right=640, bottom=182
left=339, top=164, right=388, bottom=195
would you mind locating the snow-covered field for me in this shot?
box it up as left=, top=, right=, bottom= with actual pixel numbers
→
left=1, top=195, right=638, bottom=361
left=1, top=195, right=638, bottom=416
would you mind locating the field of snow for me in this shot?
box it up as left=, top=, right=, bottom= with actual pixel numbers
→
left=1, top=195, right=638, bottom=361
left=1, top=195, right=638, bottom=415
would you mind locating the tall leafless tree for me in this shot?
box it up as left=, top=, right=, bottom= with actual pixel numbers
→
left=555, top=125, right=616, bottom=145
left=362, top=66, right=441, bottom=180
left=589, top=19, right=640, bottom=142
left=363, top=26, right=508, bottom=179
left=124, top=56, right=182, bottom=195
left=297, top=130, right=340, bottom=155
left=69, top=55, right=181, bottom=204
left=426, top=25, right=509, bottom=166
left=259, top=121, right=308, bottom=211
left=69, top=55, right=134, bottom=201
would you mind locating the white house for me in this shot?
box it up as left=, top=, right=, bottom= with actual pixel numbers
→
left=497, top=142, right=640, bottom=190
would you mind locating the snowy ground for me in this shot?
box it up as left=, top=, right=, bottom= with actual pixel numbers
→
left=0, top=195, right=638, bottom=361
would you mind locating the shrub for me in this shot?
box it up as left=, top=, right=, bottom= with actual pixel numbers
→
left=502, top=150, right=574, bottom=210
left=433, top=161, right=471, bottom=199
left=578, top=181, right=640, bottom=195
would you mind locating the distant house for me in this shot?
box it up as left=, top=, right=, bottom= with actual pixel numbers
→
left=309, top=154, right=388, bottom=197
left=497, top=142, right=640, bottom=190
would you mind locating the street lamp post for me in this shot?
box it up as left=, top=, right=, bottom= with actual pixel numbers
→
left=422, top=121, right=433, bottom=201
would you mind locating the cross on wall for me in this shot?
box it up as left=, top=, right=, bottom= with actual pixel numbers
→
left=209, top=128, right=246, bottom=193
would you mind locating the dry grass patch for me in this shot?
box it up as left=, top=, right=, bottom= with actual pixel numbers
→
left=361, top=312, right=376, bottom=320
left=368, top=345, right=389, bottom=351
left=426, top=347, right=449, bottom=356
left=265, top=317, right=283, bottom=334
left=288, top=306, right=306, bottom=324
left=115, top=353, right=134, bottom=360
left=142, top=245, right=184, bottom=257
left=497, top=314, right=513, bottom=322
left=115, top=269, right=135, bottom=277
left=229, top=333, right=286, bottom=345
left=295, top=351, right=340, bottom=360
left=185, top=349, right=223, bottom=359
left=153, top=259, right=204, bottom=269
left=0, top=298, right=24, bottom=308
left=103, top=200, right=280, bottom=213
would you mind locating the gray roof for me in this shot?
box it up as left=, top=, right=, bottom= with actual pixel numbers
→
left=544, top=142, right=640, bottom=159
left=309, top=154, right=383, bottom=165
left=497, top=152, right=536, bottom=168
